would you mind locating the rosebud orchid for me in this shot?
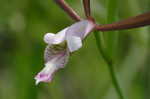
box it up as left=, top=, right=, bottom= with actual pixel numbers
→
left=35, top=20, right=95, bottom=85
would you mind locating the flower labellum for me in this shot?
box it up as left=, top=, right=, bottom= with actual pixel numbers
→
left=35, top=20, right=95, bottom=85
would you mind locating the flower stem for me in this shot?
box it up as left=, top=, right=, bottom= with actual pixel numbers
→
left=93, top=31, right=124, bottom=99
left=54, top=0, right=81, bottom=21
left=83, top=0, right=91, bottom=18
left=95, top=12, right=150, bottom=31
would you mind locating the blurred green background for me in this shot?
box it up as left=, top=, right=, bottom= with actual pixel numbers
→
left=0, top=0, right=150, bottom=99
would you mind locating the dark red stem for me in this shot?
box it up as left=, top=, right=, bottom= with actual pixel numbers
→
left=95, top=12, right=150, bottom=31
left=54, top=0, right=81, bottom=21
left=83, top=0, right=91, bottom=18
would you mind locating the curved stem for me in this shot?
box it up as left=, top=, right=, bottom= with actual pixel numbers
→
left=54, top=0, right=81, bottom=21
left=93, top=31, right=124, bottom=99
left=95, top=12, right=150, bottom=31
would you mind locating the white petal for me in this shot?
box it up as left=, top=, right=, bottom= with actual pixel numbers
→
left=44, top=27, right=68, bottom=45
left=67, top=36, right=82, bottom=52
left=35, top=79, right=40, bottom=85
left=44, top=33, right=55, bottom=44
left=66, top=20, right=94, bottom=52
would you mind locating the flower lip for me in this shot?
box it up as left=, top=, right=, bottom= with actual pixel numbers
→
left=35, top=45, right=69, bottom=85
left=34, top=61, right=56, bottom=85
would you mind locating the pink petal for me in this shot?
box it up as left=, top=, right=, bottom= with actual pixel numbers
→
left=35, top=61, right=57, bottom=85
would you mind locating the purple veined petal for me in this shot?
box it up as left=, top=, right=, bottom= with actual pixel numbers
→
left=44, top=45, right=69, bottom=68
left=44, top=27, right=69, bottom=45
left=35, top=45, right=69, bottom=85
left=66, top=20, right=95, bottom=52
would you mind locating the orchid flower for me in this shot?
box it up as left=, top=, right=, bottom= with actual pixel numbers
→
left=35, top=20, right=95, bottom=85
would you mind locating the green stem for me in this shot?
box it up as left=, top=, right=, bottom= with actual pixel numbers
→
left=94, top=31, right=124, bottom=99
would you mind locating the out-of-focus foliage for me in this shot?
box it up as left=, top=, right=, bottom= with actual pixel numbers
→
left=0, top=0, right=150, bottom=99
